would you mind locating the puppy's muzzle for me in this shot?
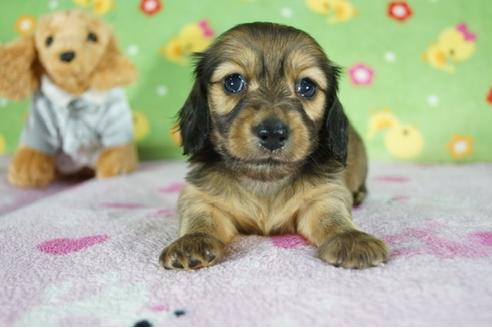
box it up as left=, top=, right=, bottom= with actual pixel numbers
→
left=60, top=51, right=76, bottom=63
left=254, top=118, right=289, bottom=151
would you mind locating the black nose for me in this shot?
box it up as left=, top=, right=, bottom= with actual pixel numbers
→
left=254, top=118, right=289, bottom=151
left=60, top=51, right=76, bottom=62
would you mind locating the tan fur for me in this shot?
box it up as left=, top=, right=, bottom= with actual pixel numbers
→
left=0, top=37, right=41, bottom=100
left=96, top=143, right=138, bottom=179
left=8, top=146, right=56, bottom=188
left=161, top=23, right=388, bottom=270
left=1, top=9, right=138, bottom=188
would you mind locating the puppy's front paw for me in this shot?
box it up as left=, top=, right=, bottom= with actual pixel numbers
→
left=318, top=230, right=388, bottom=269
left=159, top=233, right=225, bottom=271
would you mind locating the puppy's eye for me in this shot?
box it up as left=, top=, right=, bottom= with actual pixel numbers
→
left=223, top=74, right=247, bottom=94
left=45, top=36, right=54, bottom=47
left=296, top=78, right=317, bottom=98
left=87, top=32, right=98, bottom=43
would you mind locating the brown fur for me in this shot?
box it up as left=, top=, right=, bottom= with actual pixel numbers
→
left=8, top=146, right=56, bottom=188
left=0, top=37, right=41, bottom=100
left=96, top=143, right=138, bottom=179
left=160, top=22, right=388, bottom=270
left=0, top=9, right=138, bottom=188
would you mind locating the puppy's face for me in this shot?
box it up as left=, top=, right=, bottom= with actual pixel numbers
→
left=34, top=10, right=112, bottom=89
left=179, top=23, right=348, bottom=180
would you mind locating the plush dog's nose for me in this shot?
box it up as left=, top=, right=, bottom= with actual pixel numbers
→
left=60, top=51, right=76, bottom=63
left=254, top=118, right=289, bottom=151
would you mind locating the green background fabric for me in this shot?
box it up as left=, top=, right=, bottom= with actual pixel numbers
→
left=0, top=0, right=491, bottom=162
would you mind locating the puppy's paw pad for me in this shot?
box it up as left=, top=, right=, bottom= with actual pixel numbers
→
left=318, top=230, right=388, bottom=269
left=159, top=233, right=225, bottom=271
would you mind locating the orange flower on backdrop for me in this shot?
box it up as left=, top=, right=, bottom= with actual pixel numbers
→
left=388, top=1, right=413, bottom=22
left=140, top=0, right=162, bottom=16
left=448, top=134, right=474, bottom=160
left=486, top=88, right=492, bottom=105
left=15, top=15, right=36, bottom=36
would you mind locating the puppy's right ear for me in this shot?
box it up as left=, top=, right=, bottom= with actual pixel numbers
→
left=0, top=37, right=41, bottom=100
left=178, top=79, right=211, bottom=156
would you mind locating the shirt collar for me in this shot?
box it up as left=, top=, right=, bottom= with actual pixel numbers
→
left=41, top=75, right=108, bottom=108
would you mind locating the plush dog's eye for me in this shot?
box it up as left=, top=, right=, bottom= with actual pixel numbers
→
left=45, top=36, right=54, bottom=47
left=296, top=78, right=317, bottom=98
left=87, top=32, right=98, bottom=43
left=223, top=74, right=247, bottom=94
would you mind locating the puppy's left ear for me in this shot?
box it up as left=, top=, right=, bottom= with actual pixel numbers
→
left=324, top=95, right=349, bottom=164
left=178, top=80, right=211, bottom=156
left=91, top=34, right=137, bottom=90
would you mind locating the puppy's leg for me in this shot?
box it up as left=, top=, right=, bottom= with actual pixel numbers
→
left=96, top=143, right=138, bottom=179
left=344, top=126, right=369, bottom=206
left=159, top=186, right=237, bottom=270
left=297, top=182, right=388, bottom=269
left=8, top=146, right=56, bottom=188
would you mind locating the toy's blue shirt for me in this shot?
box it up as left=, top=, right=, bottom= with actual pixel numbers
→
left=21, top=76, right=134, bottom=173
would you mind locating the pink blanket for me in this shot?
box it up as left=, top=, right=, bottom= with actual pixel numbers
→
left=1, top=160, right=492, bottom=326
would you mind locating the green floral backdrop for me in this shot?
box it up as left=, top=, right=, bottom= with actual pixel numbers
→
left=1, top=0, right=491, bottom=162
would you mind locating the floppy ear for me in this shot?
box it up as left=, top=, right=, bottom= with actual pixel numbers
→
left=0, top=36, right=41, bottom=100
left=91, top=34, right=137, bottom=90
left=178, top=80, right=211, bottom=156
left=324, top=95, right=349, bottom=164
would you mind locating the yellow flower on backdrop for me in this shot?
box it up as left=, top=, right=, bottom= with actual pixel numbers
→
left=73, top=0, right=114, bottom=15
left=423, top=23, right=476, bottom=73
left=132, top=112, right=150, bottom=142
left=305, top=0, right=357, bottom=24
left=161, top=20, right=214, bottom=65
left=368, top=108, right=424, bottom=160
left=170, top=125, right=181, bottom=146
left=15, top=16, right=36, bottom=36
left=0, top=135, right=6, bottom=155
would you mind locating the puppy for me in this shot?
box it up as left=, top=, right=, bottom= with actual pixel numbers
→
left=160, top=22, right=388, bottom=270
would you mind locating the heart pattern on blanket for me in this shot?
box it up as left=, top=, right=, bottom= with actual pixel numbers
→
left=271, top=234, right=310, bottom=248
left=373, top=175, right=409, bottom=183
left=101, top=202, right=146, bottom=209
left=158, top=182, right=185, bottom=193
left=37, top=234, right=109, bottom=255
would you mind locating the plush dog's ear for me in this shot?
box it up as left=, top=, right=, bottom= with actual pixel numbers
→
left=178, top=80, right=211, bottom=156
left=91, top=34, right=137, bottom=90
left=324, top=95, right=349, bottom=164
left=0, top=37, right=41, bottom=100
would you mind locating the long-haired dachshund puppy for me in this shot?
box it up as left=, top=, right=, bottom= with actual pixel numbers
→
left=160, top=22, right=388, bottom=270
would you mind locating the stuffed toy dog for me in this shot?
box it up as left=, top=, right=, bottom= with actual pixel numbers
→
left=0, top=9, right=138, bottom=188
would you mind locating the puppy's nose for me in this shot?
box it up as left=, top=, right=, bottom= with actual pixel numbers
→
left=254, top=118, right=289, bottom=151
left=60, top=51, right=76, bottom=63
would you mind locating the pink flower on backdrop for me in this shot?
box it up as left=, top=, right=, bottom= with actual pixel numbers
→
left=140, top=0, right=162, bottom=16
left=37, top=235, right=108, bottom=255
left=348, top=63, right=374, bottom=86
left=388, top=1, right=413, bottom=22
left=272, top=234, right=309, bottom=249
left=486, top=88, right=492, bottom=105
